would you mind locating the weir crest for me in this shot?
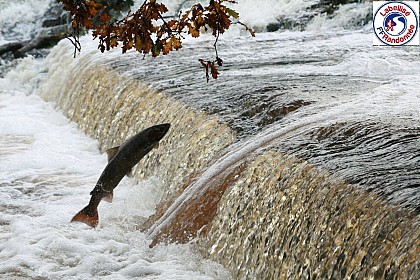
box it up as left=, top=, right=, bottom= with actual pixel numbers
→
left=37, top=40, right=419, bottom=279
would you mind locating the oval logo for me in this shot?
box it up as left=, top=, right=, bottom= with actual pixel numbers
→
left=373, top=1, right=419, bottom=46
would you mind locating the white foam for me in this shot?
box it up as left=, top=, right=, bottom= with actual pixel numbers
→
left=132, top=0, right=317, bottom=31
left=236, top=0, right=317, bottom=27
left=306, top=2, right=372, bottom=31
left=0, top=0, right=51, bottom=43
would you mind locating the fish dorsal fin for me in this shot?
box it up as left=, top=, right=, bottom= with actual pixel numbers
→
left=106, top=146, right=120, bottom=162
left=126, top=168, right=134, bottom=178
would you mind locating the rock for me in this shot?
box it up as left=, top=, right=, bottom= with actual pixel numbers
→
left=13, top=33, right=67, bottom=58
left=0, top=42, right=24, bottom=56
left=0, top=2, right=70, bottom=59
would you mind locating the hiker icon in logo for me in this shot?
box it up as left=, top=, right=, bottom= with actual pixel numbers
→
left=384, top=12, right=407, bottom=35
left=373, top=1, right=419, bottom=46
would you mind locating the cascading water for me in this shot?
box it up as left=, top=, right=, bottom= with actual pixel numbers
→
left=1, top=0, right=419, bottom=279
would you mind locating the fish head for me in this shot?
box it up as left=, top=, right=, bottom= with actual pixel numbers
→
left=149, top=123, right=170, bottom=142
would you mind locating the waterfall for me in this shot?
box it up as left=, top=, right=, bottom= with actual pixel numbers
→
left=203, top=151, right=418, bottom=279
left=37, top=29, right=419, bottom=278
left=38, top=41, right=235, bottom=202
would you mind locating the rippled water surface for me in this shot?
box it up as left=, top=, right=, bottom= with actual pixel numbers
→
left=88, top=28, right=420, bottom=211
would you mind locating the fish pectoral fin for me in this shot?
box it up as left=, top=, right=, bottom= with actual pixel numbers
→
left=102, top=191, right=114, bottom=203
left=126, top=168, right=134, bottom=178
left=106, top=146, right=120, bottom=162
left=153, top=142, right=160, bottom=149
left=71, top=206, right=98, bottom=228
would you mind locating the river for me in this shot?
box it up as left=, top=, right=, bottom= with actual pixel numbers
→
left=1, top=0, right=419, bottom=279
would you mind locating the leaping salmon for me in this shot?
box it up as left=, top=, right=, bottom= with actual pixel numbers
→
left=71, top=123, right=170, bottom=228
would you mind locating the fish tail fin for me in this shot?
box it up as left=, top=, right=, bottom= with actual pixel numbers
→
left=71, top=205, right=98, bottom=228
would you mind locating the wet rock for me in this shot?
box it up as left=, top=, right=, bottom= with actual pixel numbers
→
left=266, top=22, right=281, bottom=32
left=0, top=42, right=24, bottom=56
left=13, top=34, right=67, bottom=58
left=41, top=2, right=70, bottom=28
left=0, top=2, right=70, bottom=59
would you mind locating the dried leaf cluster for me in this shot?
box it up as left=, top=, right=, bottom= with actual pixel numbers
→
left=59, top=0, right=254, bottom=81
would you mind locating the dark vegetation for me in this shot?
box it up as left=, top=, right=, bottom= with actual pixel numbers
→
left=58, top=0, right=255, bottom=81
